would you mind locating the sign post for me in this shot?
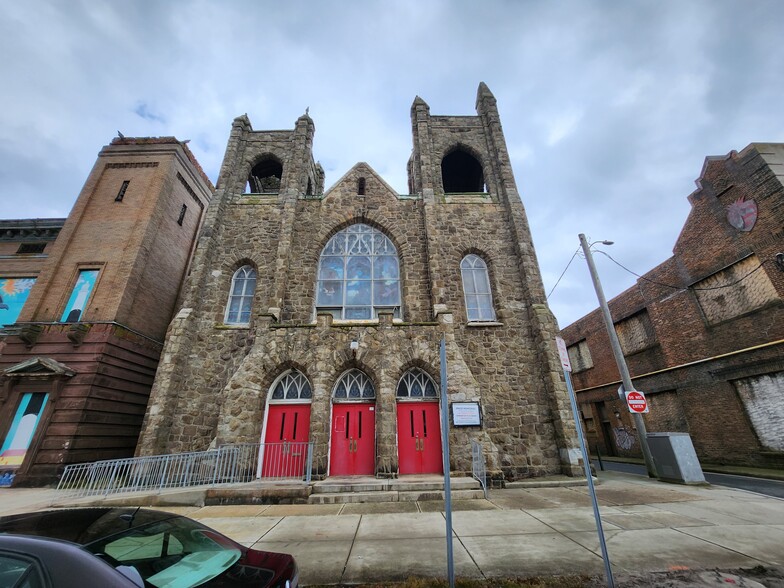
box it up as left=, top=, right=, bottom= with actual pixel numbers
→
left=556, top=336, right=615, bottom=588
left=439, top=336, right=455, bottom=588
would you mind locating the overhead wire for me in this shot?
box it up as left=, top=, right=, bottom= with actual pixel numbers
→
left=546, top=246, right=581, bottom=299
left=547, top=245, right=772, bottom=300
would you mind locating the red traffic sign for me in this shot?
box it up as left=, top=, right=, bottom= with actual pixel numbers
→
left=625, top=390, right=649, bottom=413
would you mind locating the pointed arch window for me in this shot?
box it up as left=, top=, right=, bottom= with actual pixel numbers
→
left=225, top=265, right=257, bottom=325
left=461, top=254, right=495, bottom=322
left=333, top=369, right=375, bottom=400
left=442, top=149, right=486, bottom=193
left=316, top=223, right=401, bottom=320
left=396, top=368, right=438, bottom=399
left=270, top=370, right=312, bottom=402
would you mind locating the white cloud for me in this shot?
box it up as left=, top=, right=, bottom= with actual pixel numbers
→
left=2, top=0, right=784, bottom=326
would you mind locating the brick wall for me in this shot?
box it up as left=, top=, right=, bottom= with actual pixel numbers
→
left=563, top=143, right=784, bottom=467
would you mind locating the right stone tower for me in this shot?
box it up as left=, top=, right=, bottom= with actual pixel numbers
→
left=137, top=82, right=581, bottom=482
left=407, top=83, right=582, bottom=478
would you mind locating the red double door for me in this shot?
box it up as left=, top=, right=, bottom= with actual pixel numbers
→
left=261, top=404, right=310, bottom=478
left=330, top=403, right=375, bottom=476
left=397, top=402, right=443, bottom=475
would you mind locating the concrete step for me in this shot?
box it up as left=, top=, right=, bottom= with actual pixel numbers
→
left=309, top=491, right=399, bottom=504
left=398, top=489, right=485, bottom=502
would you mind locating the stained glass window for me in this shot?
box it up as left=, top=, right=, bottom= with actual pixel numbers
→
left=460, top=254, right=496, bottom=322
left=316, top=224, right=401, bottom=320
left=270, top=370, right=312, bottom=401
left=225, top=266, right=257, bottom=325
left=396, top=368, right=438, bottom=398
left=333, top=370, right=375, bottom=400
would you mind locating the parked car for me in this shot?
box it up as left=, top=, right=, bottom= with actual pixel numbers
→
left=0, top=508, right=297, bottom=588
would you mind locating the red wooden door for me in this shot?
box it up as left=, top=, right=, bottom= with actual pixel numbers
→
left=397, top=402, right=443, bottom=475
left=261, top=404, right=311, bottom=478
left=330, top=404, right=375, bottom=476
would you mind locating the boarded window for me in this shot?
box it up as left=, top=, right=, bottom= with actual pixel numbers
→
left=694, top=255, right=779, bottom=325
left=615, top=311, right=656, bottom=355
left=567, top=340, right=593, bottom=373
left=733, top=372, right=784, bottom=451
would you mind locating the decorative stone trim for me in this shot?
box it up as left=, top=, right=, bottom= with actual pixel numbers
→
left=106, top=162, right=159, bottom=169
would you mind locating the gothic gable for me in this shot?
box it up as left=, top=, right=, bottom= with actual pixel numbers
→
left=322, top=162, right=399, bottom=201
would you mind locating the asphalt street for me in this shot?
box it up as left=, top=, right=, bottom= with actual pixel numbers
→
left=593, top=459, right=784, bottom=499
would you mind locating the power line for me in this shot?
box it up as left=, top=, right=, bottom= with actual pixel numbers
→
left=546, top=246, right=581, bottom=299
left=595, top=250, right=770, bottom=292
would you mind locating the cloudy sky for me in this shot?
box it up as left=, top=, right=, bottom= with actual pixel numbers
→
left=1, top=1, right=782, bottom=327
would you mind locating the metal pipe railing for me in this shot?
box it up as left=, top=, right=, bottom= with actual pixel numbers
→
left=471, top=439, right=488, bottom=498
left=57, top=442, right=313, bottom=498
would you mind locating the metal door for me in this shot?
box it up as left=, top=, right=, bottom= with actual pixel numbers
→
left=396, top=401, right=442, bottom=475
left=261, top=404, right=311, bottom=477
left=330, top=403, right=375, bottom=475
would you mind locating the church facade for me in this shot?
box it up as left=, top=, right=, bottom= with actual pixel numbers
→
left=136, top=84, right=582, bottom=481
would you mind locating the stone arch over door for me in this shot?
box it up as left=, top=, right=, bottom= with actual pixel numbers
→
left=395, top=367, right=443, bottom=475
left=329, top=369, right=376, bottom=476
left=258, top=369, right=312, bottom=478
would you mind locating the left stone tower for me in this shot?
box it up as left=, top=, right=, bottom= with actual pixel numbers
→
left=0, top=137, right=213, bottom=486
left=136, top=114, right=324, bottom=455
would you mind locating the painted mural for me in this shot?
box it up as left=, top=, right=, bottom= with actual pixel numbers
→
left=0, top=277, right=36, bottom=326
left=0, top=393, right=49, bottom=485
left=60, top=269, right=99, bottom=322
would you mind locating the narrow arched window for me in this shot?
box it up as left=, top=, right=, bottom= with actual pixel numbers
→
left=396, top=368, right=438, bottom=399
left=225, top=265, right=257, bottom=325
left=270, top=370, right=312, bottom=401
left=333, top=369, right=375, bottom=400
left=460, top=254, right=495, bottom=322
left=357, top=177, right=366, bottom=195
left=316, top=223, right=401, bottom=320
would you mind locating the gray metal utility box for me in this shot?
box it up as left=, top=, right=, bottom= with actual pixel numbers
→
left=646, top=432, right=706, bottom=484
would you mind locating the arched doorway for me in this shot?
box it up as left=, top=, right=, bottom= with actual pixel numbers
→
left=259, top=370, right=312, bottom=478
left=329, top=369, right=376, bottom=476
left=396, top=368, right=443, bottom=475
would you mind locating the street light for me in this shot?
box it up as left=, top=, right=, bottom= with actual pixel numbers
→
left=578, top=234, right=658, bottom=478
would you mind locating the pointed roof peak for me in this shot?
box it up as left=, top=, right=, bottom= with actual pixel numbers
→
left=477, top=82, right=495, bottom=100
left=411, top=95, right=429, bottom=109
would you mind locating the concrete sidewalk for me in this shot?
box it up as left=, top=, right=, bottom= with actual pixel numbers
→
left=2, top=471, right=784, bottom=585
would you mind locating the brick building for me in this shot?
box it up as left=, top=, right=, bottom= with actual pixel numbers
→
left=136, top=83, right=583, bottom=482
left=562, top=143, right=784, bottom=468
left=0, top=138, right=212, bottom=486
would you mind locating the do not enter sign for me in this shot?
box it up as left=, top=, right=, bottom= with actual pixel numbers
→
left=625, top=390, right=649, bottom=413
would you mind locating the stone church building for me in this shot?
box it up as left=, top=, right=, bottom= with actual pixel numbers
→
left=0, top=84, right=580, bottom=486
left=135, top=83, right=582, bottom=481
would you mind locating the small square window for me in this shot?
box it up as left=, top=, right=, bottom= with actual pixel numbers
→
left=16, top=243, right=46, bottom=255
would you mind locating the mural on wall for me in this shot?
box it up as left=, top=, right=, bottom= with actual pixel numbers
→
left=0, top=278, right=36, bottom=326
left=60, top=269, right=99, bottom=322
left=0, top=393, right=49, bottom=485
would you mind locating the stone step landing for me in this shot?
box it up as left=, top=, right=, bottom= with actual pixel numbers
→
left=308, top=475, right=484, bottom=504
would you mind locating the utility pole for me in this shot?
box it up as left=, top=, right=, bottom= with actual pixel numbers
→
left=578, top=234, right=658, bottom=478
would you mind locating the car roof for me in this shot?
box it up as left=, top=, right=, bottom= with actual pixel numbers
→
left=0, top=508, right=180, bottom=545
left=0, top=534, right=141, bottom=588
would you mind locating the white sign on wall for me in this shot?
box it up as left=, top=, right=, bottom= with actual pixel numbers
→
left=451, top=402, right=482, bottom=426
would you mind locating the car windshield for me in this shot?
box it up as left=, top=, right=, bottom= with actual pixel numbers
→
left=84, top=515, right=242, bottom=588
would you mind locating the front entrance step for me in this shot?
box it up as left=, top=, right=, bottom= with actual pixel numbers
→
left=309, top=488, right=484, bottom=505
left=308, top=475, right=484, bottom=504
